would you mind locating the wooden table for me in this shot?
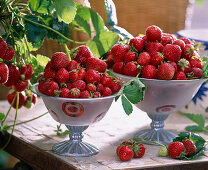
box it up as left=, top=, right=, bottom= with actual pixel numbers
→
left=0, top=98, right=208, bottom=170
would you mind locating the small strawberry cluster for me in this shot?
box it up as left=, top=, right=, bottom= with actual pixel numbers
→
left=107, top=25, right=204, bottom=80
left=0, top=39, right=36, bottom=109
left=116, top=139, right=145, bottom=161
left=38, top=45, right=122, bottom=98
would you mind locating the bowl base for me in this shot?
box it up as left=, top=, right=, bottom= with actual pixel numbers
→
left=135, top=129, right=177, bottom=145
left=52, top=140, right=99, bottom=157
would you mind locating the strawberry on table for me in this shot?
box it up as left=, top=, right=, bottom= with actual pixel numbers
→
left=117, top=145, right=134, bottom=161
left=168, top=141, right=185, bottom=159
left=133, top=142, right=145, bottom=158
left=182, top=139, right=196, bottom=157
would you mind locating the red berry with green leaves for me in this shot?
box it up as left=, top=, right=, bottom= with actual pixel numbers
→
left=189, top=57, right=203, bottom=69
left=67, top=60, right=80, bottom=72
left=141, top=65, right=157, bottom=79
left=0, top=63, right=9, bottom=84
left=93, top=91, right=101, bottom=98
left=56, top=68, right=69, bottom=83
left=101, top=75, right=112, bottom=87
left=69, top=71, right=79, bottom=83
left=168, top=141, right=185, bottom=159
left=145, top=42, right=164, bottom=56
left=51, top=52, right=69, bottom=70
left=86, top=58, right=107, bottom=73
left=150, top=52, right=164, bottom=66
left=118, top=145, right=134, bottom=161
left=4, top=64, right=20, bottom=87
left=145, top=25, right=162, bottom=41
left=137, top=52, right=151, bottom=66
left=12, top=80, right=28, bottom=92
left=59, top=88, right=70, bottom=98
left=0, top=39, right=7, bottom=58
left=124, top=51, right=136, bottom=63
left=111, top=44, right=128, bottom=63
left=102, top=87, right=112, bottom=97
left=7, top=91, right=26, bottom=109
left=44, top=68, right=56, bottom=80
left=123, top=61, right=139, bottom=77
left=182, top=139, right=196, bottom=157
left=3, top=47, right=15, bottom=61
left=20, top=64, right=34, bottom=80
left=163, top=44, right=182, bottom=62
left=69, top=88, right=80, bottom=98
left=188, top=67, right=203, bottom=79
left=86, top=83, right=96, bottom=92
left=177, top=58, right=191, bottom=73
left=85, top=69, right=100, bottom=85
left=133, top=142, right=145, bottom=158
left=72, top=80, right=86, bottom=91
left=182, top=44, right=194, bottom=60
left=129, top=37, right=144, bottom=53
left=157, top=63, right=175, bottom=80
left=173, top=39, right=185, bottom=50
left=174, top=71, right=187, bottom=80
left=80, top=90, right=91, bottom=98
left=75, top=45, right=92, bottom=66
left=113, top=62, right=124, bottom=74
left=45, top=81, right=59, bottom=96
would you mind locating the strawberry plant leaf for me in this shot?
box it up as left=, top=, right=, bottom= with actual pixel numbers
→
left=29, top=0, right=54, bottom=14
left=0, top=113, right=5, bottom=122
left=36, top=54, right=50, bottom=67
left=29, top=0, right=40, bottom=12
left=104, top=0, right=117, bottom=26
left=121, top=95, right=133, bottom=115
left=115, top=95, right=120, bottom=102
left=182, top=146, right=206, bottom=160
left=110, top=25, right=134, bottom=40
left=123, top=85, right=142, bottom=104
left=183, top=113, right=205, bottom=128
left=185, top=125, right=204, bottom=132
left=3, top=125, right=10, bottom=131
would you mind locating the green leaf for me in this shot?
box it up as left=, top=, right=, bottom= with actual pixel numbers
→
left=12, top=23, right=25, bottom=41
left=183, top=113, right=205, bottom=128
left=0, top=113, right=5, bottom=122
left=110, top=25, right=134, bottom=40
left=182, top=146, right=206, bottom=160
left=3, top=125, right=10, bottom=131
left=185, top=125, right=204, bottom=132
left=37, top=54, right=50, bottom=67
left=115, top=95, right=120, bottom=102
left=54, top=0, right=76, bottom=24
left=121, top=95, right=133, bottom=115
left=123, top=85, right=142, bottom=104
left=36, top=0, right=54, bottom=14
left=104, top=0, right=118, bottom=26
left=29, top=0, right=40, bottom=12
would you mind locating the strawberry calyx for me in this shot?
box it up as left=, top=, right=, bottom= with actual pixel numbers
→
left=178, top=58, right=189, bottom=72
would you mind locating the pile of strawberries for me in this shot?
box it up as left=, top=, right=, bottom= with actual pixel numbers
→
left=0, top=39, right=36, bottom=109
left=107, top=25, right=204, bottom=80
left=38, top=46, right=122, bottom=98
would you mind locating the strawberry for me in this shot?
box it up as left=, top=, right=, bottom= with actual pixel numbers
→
left=77, top=69, right=86, bottom=80
left=150, top=52, right=164, bottom=66
left=67, top=82, right=72, bottom=90
left=157, top=63, right=175, bottom=80
left=177, top=58, right=191, bottom=73
left=20, top=64, right=34, bottom=80
left=67, top=60, right=80, bottom=72
left=32, top=93, right=37, bottom=105
left=101, top=75, right=112, bottom=87
left=145, top=25, right=162, bottom=41
left=189, top=57, right=203, bottom=69
left=59, top=88, right=70, bottom=98
left=93, top=91, right=101, bottom=98
left=4, top=64, right=20, bottom=87
left=137, top=52, right=151, bottom=66
left=124, top=51, right=136, bottom=63
left=141, top=65, right=157, bottom=79
left=44, top=81, right=59, bottom=96
left=75, top=45, right=92, bottom=66
left=80, top=90, right=91, bottom=98
left=51, top=52, right=69, bottom=70
left=163, top=44, right=182, bottom=62
left=44, top=61, right=52, bottom=71
left=145, top=42, right=164, bottom=56
left=86, top=58, right=107, bottom=73
left=38, top=81, right=46, bottom=94
left=102, top=87, right=112, bottom=97
left=44, top=68, right=56, bottom=80
left=69, top=71, right=79, bottom=83
left=3, top=47, right=15, bottom=61
left=118, top=145, right=134, bottom=161
left=161, top=33, right=174, bottom=46
left=112, top=62, right=124, bottom=74
left=12, top=80, right=28, bottom=92
left=96, top=83, right=104, bottom=93
left=0, top=39, right=7, bottom=58
left=174, top=71, right=187, bottom=80
left=123, top=61, right=139, bottom=77
left=173, top=39, right=185, bottom=50
left=106, top=54, right=114, bottom=68
left=0, top=63, right=9, bottom=84
left=110, top=81, right=121, bottom=93
left=133, top=142, right=145, bottom=158
left=129, top=37, right=144, bottom=53
left=116, top=141, right=132, bottom=156
left=187, top=68, right=203, bottom=79
left=85, top=69, right=100, bottom=85
left=111, top=44, right=128, bottom=63
left=69, top=88, right=80, bottom=98
left=182, top=44, right=194, bottom=60
left=7, top=91, right=26, bottom=109
left=182, top=139, right=196, bottom=157
left=86, top=83, right=96, bottom=92
left=180, top=37, right=191, bottom=44
left=168, top=141, right=185, bottom=159
left=56, top=68, right=69, bottom=83
left=170, top=62, right=177, bottom=72
left=72, top=80, right=86, bottom=91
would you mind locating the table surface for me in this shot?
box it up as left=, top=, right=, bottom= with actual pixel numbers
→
left=1, top=98, right=208, bottom=170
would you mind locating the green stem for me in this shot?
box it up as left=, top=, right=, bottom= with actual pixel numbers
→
left=15, top=14, right=86, bottom=45
left=64, top=44, right=71, bottom=62
left=71, top=25, right=76, bottom=48
left=5, top=10, right=14, bottom=41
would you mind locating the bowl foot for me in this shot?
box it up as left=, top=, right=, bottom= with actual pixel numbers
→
left=135, top=129, right=177, bottom=145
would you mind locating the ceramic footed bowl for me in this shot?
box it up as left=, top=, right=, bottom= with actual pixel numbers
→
left=31, top=83, right=115, bottom=157
left=112, top=72, right=206, bottom=144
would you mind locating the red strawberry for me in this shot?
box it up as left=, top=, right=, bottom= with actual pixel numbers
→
left=20, top=64, right=34, bottom=80
left=3, top=47, right=15, bottom=61
left=0, top=63, right=9, bottom=84
left=182, top=44, right=194, bottom=60
left=174, top=71, right=187, bottom=80
left=177, top=58, right=191, bottom=73
left=56, top=68, right=69, bottom=83
left=112, top=62, right=124, bottom=74
left=69, top=88, right=80, bottom=98
left=116, top=141, right=132, bottom=156
left=170, top=62, right=177, bottom=72
left=187, top=68, right=203, bottom=79
left=85, top=69, right=100, bottom=85
left=51, top=52, right=69, bottom=70
left=4, top=64, right=20, bottom=87
left=86, top=83, right=96, bottom=92
left=66, top=82, right=72, bottom=90
left=145, top=42, right=164, bottom=56
left=12, top=80, right=28, bottom=92
left=7, top=91, right=26, bottom=109
left=101, top=75, right=112, bottom=87
left=133, top=142, right=145, bottom=158
left=161, top=33, right=174, bottom=46
left=102, top=87, right=112, bottom=97
left=0, top=39, right=7, bottom=58
left=44, top=68, right=56, bottom=80
left=163, top=44, right=182, bottom=62
left=180, top=37, right=191, bottom=44
left=80, top=90, right=91, bottom=98
left=32, top=93, right=37, bottom=105
left=189, top=57, right=203, bottom=69
left=77, top=69, right=86, bottom=80
left=141, top=65, right=157, bottom=79
left=67, top=60, right=80, bottom=72
left=75, top=45, right=92, bottom=66
left=123, top=61, right=139, bottom=77
left=173, top=39, right=185, bottom=50
left=129, top=37, right=144, bottom=53
left=44, top=61, right=52, bottom=71
left=96, top=83, right=104, bottom=93
left=69, top=71, right=79, bottom=83
left=157, top=63, right=175, bottom=80
left=38, top=81, right=46, bottom=94
left=137, top=52, right=151, bottom=66
left=93, top=91, right=101, bottom=98
left=150, top=52, right=164, bottom=66
left=110, top=81, right=121, bottom=93
left=168, top=141, right=185, bottom=159
left=106, top=54, right=114, bottom=68
left=145, top=25, right=162, bottom=41
left=59, top=88, right=70, bottom=98
left=111, top=44, right=128, bottom=63
left=72, top=80, right=86, bottom=91
left=44, top=81, right=59, bottom=96
left=86, top=58, right=107, bottom=73
left=118, top=145, right=134, bottom=161
left=124, top=51, right=136, bottom=63
left=182, top=139, right=196, bottom=157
